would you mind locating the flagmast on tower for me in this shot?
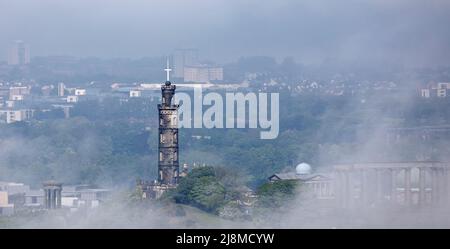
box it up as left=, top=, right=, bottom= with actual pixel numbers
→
left=164, top=57, right=172, bottom=82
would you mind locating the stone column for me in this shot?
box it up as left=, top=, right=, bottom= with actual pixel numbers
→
left=436, top=168, right=442, bottom=206
left=49, top=189, right=55, bottom=209
left=317, top=182, right=321, bottom=198
left=376, top=169, right=383, bottom=203
left=346, top=171, right=352, bottom=208
left=405, top=168, right=411, bottom=206
left=326, top=182, right=330, bottom=197
left=45, top=189, right=49, bottom=209
left=337, top=171, right=343, bottom=208
left=44, top=190, right=47, bottom=209
left=341, top=171, right=348, bottom=208
left=48, top=190, right=52, bottom=208
left=360, top=169, right=366, bottom=206
left=334, top=171, right=342, bottom=207
left=46, top=189, right=49, bottom=209
left=438, top=168, right=446, bottom=205
left=431, top=168, right=439, bottom=205
left=419, top=167, right=426, bottom=206
left=446, top=168, right=450, bottom=205
left=316, top=182, right=320, bottom=197
left=391, top=169, right=397, bottom=204
left=442, top=168, right=448, bottom=205
left=57, top=189, right=62, bottom=208
left=338, top=170, right=350, bottom=209
left=447, top=168, right=450, bottom=205
left=320, top=182, right=324, bottom=198
left=52, top=189, right=56, bottom=209
left=368, top=169, right=375, bottom=205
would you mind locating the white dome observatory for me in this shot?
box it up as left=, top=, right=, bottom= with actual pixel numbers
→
left=295, top=162, right=312, bottom=175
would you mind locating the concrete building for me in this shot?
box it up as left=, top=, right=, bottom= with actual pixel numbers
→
left=23, top=184, right=111, bottom=210
left=61, top=185, right=111, bottom=209
left=0, top=191, right=14, bottom=216
left=0, top=86, right=9, bottom=97
left=129, top=90, right=141, bottom=98
left=67, top=95, right=79, bottom=103
left=0, top=109, right=34, bottom=123
left=52, top=104, right=73, bottom=118
left=173, top=49, right=199, bottom=78
left=9, top=86, right=30, bottom=101
left=78, top=189, right=110, bottom=207
left=0, top=182, right=30, bottom=195
left=0, top=191, right=9, bottom=206
left=41, top=85, right=53, bottom=96
left=5, top=100, right=14, bottom=108
left=184, top=66, right=209, bottom=82
left=208, top=66, right=224, bottom=81
left=9, top=86, right=30, bottom=96
left=10, top=95, right=24, bottom=101
left=58, top=83, right=65, bottom=97
left=8, top=40, right=30, bottom=65
left=74, top=89, right=87, bottom=96
left=183, top=65, right=223, bottom=83
left=0, top=182, right=32, bottom=215
left=24, top=190, right=45, bottom=208
left=1, top=182, right=111, bottom=211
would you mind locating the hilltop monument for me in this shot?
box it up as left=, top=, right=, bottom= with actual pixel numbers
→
left=139, top=59, right=180, bottom=199
left=158, top=59, right=180, bottom=185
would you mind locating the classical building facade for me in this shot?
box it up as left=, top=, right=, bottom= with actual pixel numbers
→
left=268, top=163, right=334, bottom=200
left=268, top=161, right=450, bottom=208
left=333, top=161, right=450, bottom=208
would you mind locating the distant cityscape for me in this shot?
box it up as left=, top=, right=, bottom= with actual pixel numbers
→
left=1, top=40, right=450, bottom=125
left=1, top=39, right=450, bottom=222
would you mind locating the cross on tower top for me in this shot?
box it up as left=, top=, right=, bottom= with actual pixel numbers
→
left=164, top=57, right=172, bottom=82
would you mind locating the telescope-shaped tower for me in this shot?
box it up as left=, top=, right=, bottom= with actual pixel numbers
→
left=157, top=59, right=179, bottom=186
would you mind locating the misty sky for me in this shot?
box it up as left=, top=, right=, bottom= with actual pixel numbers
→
left=1, top=0, right=450, bottom=66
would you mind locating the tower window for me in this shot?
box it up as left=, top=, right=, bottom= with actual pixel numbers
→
left=172, top=116, right=177, bottom=126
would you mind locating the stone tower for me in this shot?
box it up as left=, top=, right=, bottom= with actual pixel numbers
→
left=157, top=60, right=179, bottom=186
left=137, top=60, right=181, bottom=199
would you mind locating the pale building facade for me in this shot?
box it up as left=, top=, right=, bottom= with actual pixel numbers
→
left=184, top=66, right=224, bottom=82
left=8, top=40, right=30, bottom=65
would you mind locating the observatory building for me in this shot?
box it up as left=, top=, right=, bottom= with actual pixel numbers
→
left=268, top=162, right=334, bottom=199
